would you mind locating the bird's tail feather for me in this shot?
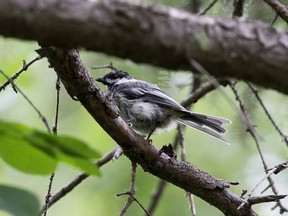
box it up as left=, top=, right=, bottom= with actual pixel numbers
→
left=178, top=112, right=231, bottom=143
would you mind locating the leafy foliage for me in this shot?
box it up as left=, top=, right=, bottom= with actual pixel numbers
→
left=0, top=120, right=101, bottom=176
left=0, top=185, right=40, bottom=216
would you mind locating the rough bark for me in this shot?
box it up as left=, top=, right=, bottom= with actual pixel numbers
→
left=36, top=47, right=257, bottom=216
left=0, top=0, right=288, bottom=95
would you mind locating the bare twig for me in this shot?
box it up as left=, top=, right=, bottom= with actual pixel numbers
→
left=188, top=58, right=233, bottom=105
left=237, top=160, right=288, bottom=209
left=246, top=82, right=288, bottom=146
left=92, top=63, right=117, bottom=71
left=117, top=162, right=150, bottom=216
left=178, top=125, right=185, bottom=161
left=233, top=0, right=245, bottom=18
left=0, top=56, right=41, bottom=92
left=270, top=14, right=279, bottom=25
left=181, top=79, right=230, bottom=107
left=263, top=0, right=288, bottom=23
left=187, top=193, right=197, bottom=216
left=183, top=77, right=204, bottom=216
left=42, top=173, right=55, bottom=216
left=38, top=148, right=118, bottom=215
left=117, top=161, right=137, bottom=215
left=146, top=180, right=167, bottom=215
left=249, top=195, right=287, bottom=205
left=52, top=77, right=61, bottom=134
left=42, top=77, right=62, bottom=215
left=230, top=82, right=288, bottom=213
left=178, top=77, right=202, bottom=216
left=177, top=124, right=197, bottom=216
left=197, top=0, right=219, bottom=16
left=261, top=183, right=272, bottom=194
left=0, top=69, right=51, bottom=132
left=237, top=164, right=279, bottom=210
left=229, top=82, right=260, bottom=140
left=271, top=160, right=288, bottom=175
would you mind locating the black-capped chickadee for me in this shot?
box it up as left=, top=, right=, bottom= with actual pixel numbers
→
left=96, top=70, right=231, bottom=143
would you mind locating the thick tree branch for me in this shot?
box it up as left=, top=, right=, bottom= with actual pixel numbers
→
left=0, top=0, right=288, bottom=94
left=263, top=0, right=288, bottom=23
left=36, top=47, right=258, bottom=216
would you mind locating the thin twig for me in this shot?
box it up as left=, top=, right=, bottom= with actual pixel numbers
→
left=42, top=173, right=55, bottom=216
left=270, top=14, right=279, bottom=25
left=183, top=76, right=202, bottom=216
left=237, top=167, right=277, bottom=210
left=0, top=69, right=51, bottom=133
left=146, top=180, right=167, bottom=215
left=178, top=125, right=197, bottom=216
left=117, top=161, right=150, bottom=216
left=178, top=124, right=186, bottom=161
left=246, top=82, right=288, bottom=146
left=92, top=62, right=117, bottom=71
left=52, top=76, right=61, bottom=134
left=233, top=0, right=245, bottom=18
left=187, top=193, right=197, bottom=216
left=42, top=77, right=62, bottom=215
left=229, top=82, right=260, bottom=141
left=249, top=195, right=287, bottom=205
left=263, top=0, right=288, bottom=23
left=188, top=58, right=235, bottom=109
left=261, top=183, right=272, bottom=194
left=0, top=56, right=41, bottom=92
left=230, top=82, right=288, bottom=213
left=181, top=79, right=230, bottom=108
left=238, top=161, right=288, bottom=209
left=197, top=0, right=219, bottom=16
left=118, top=161, right=137, bottom=215
left=38, top=148, right=118, bottom=215
left=271, top=160, right=288, bottom=175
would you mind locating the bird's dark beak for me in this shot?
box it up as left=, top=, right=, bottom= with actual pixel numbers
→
left=96, top=77, right=103, bottom=83
left=96, top=77, right=107, bottom=85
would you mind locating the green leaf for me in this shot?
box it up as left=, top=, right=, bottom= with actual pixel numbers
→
left=57, top=152, right=100, bottom=176
left=33, top=131, right=101, bottom=159
left=0, top=185, right=40, bottom=216
left=0, top=120, right=101, bottom=176
left=0, top=135, right=57, bottom=175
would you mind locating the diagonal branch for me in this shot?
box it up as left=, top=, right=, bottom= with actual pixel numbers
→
left=0, top=56, right=41, bottom=92
left=36, top=47, right=258, bottom=216
left=263, top=0, right=288, bottom=23
left=0, top=0, right=288, bottom=94
left=38, top=148, right=118, bottom=215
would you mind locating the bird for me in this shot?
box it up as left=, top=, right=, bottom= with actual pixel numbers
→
left=96, top=70, right=231, bottom=143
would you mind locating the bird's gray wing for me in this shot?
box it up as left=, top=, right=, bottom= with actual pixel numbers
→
left=143, top=90, right=186, bottom=111
left=115, top=80, right=185, bottom=111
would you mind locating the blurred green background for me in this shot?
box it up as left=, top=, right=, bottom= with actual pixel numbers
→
left=0, top=0, right=288, bottom=216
